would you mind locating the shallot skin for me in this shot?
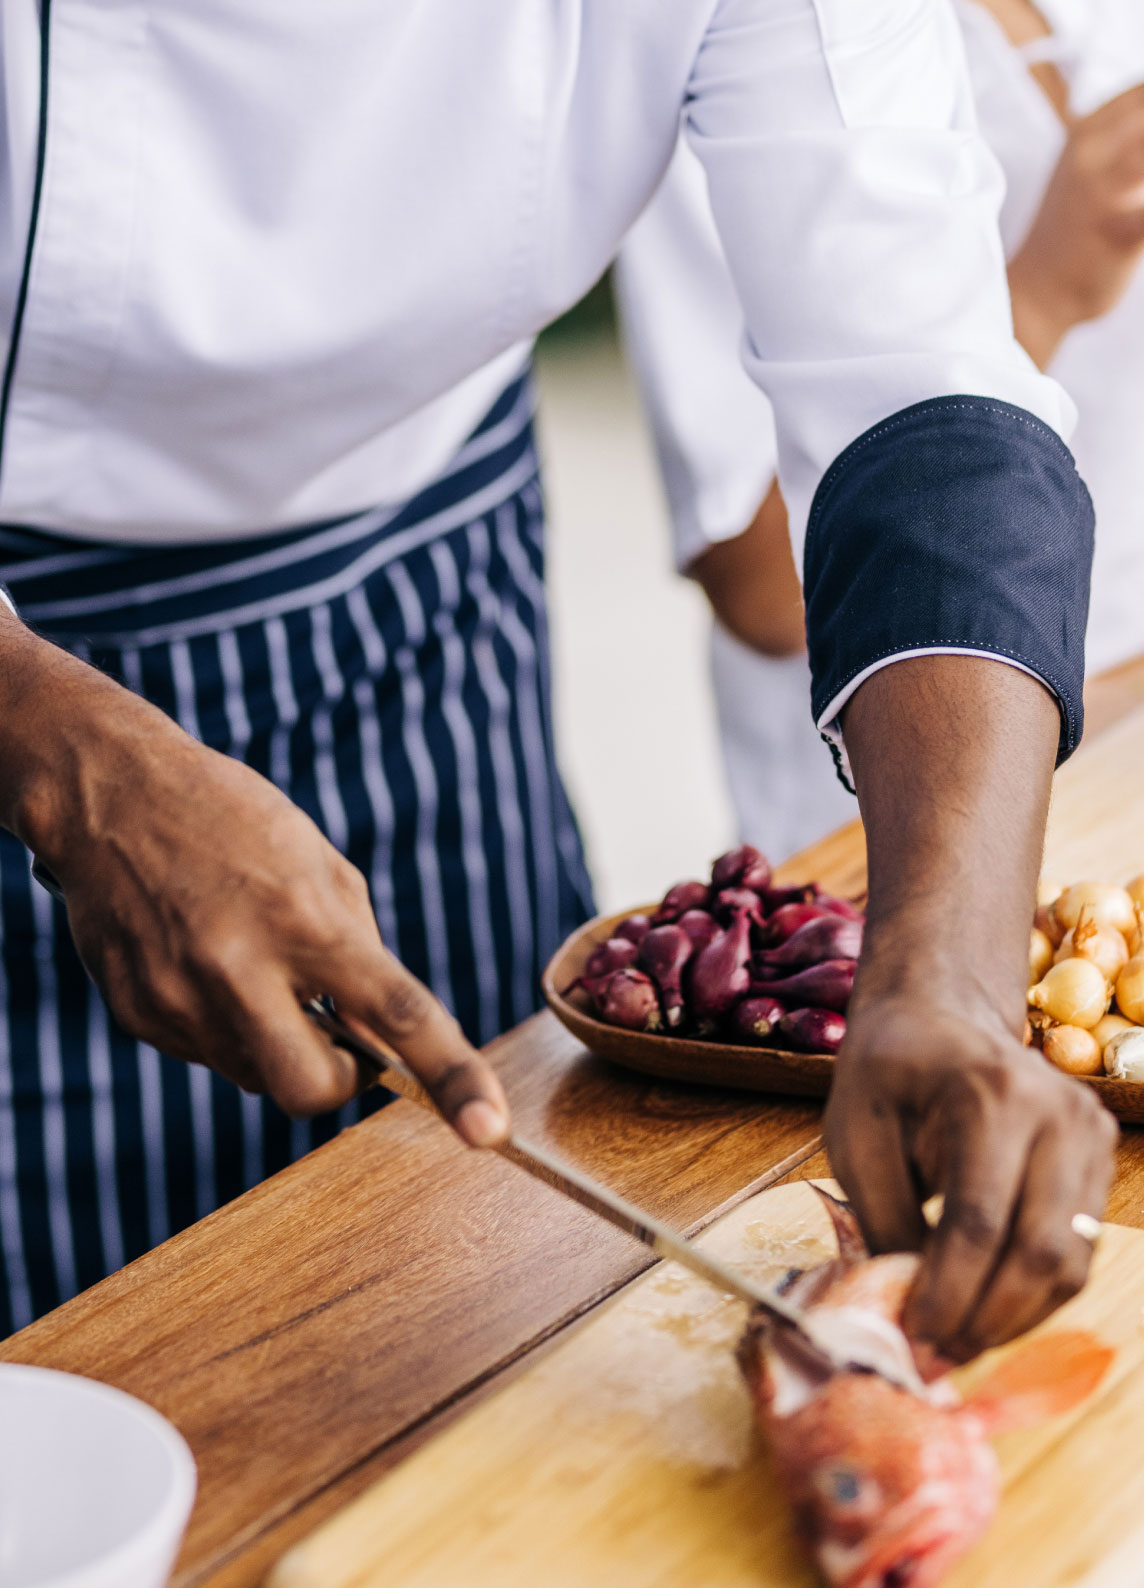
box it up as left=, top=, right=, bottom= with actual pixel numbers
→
left=614, top=913, right=652, bottom=946
left=654, top=880, right=710, bottom=924
left=711, top=844, right=772, bottom=894
left=598, top=968, right=662, bottom=1032
left=760, top=883, right=817, bottom=915
left=689, top=910, right=753, bottom=1022
left=726, top=995, right=786, bottom=1045
left=756, top=914, right=863, bottom=969
left=638, top=924, right=693, bottom=1028
left=751, top=959, right=856, bottom=1014
left=713, top=887, right=768, bottom=927
left=584, top=937, right=640, bottom=979
left=760, top=901, right=835, bottom=945
left=778, top=1007, right=847, bottom=1053
left=677, top=909, right=721, bottom=953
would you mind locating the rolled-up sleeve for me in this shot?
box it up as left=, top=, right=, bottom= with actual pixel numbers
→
left=683, top=0, right=1093, bottom=762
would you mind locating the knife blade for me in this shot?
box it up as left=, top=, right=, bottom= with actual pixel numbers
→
left=304, top=999, right=925, bottom=1395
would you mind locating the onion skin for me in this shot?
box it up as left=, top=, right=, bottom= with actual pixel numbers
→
left=597, top=968, right=662, bottom=1032
left=756, top=914, right=862, bottom=969
left=712, top=887, right=768, bottom=927
left=1104, top=1027, right=1144, bottom=1081
left=1093, top=1012, right=1136, bottom=1052
left=614, top=913, right=652, bottom=947
left=1054, top=917, right=1129, bottom=982
left=749, top=959, right=856, bottom=1014
left=584, top=937, right=640, bottom=979
left=1042, top=1024, right=1103, bottom=1076
left=711, top=844, right=772, bottom=894
left=653, top=880, right=710, bottom=924
left=778, top=1007, right=847, bottom=1054
left=1116, top=956, right=1144, bottom=1024
left=637, top=924, right=693, bottom=1028
left=677, top=909, right=720, bottom=954
left=760, top=901, right=835, bottom=945
left=1054, top=882, right=1136, bottom=936
left=1029, top=926, right=1055, bottom=985
left=725, top=995, right=786, bottom=1045
left=689, top=910, right=753, bottom=1022
left=1029, top=958, right=1110, bottom=1029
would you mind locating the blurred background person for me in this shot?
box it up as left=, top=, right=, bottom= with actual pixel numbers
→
left=616, top=0, right=1144, bottom=861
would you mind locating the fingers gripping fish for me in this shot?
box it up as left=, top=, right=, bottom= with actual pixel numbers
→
left=737, top=1187, right=1113, bottom=1588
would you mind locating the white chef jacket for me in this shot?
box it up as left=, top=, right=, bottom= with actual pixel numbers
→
left=0, top=0, right=1069, bottom=553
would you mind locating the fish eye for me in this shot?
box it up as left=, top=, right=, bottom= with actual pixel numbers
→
left=815, top=1466, right=870, bottom=1508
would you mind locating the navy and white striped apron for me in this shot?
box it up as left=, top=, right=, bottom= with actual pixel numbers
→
left=0, top=368, right=595, bottom=1333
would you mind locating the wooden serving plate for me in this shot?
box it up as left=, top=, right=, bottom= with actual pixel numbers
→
left=541, top=904, right=835, bottom=1098
left=542, top=906, right=1144, bottom=1124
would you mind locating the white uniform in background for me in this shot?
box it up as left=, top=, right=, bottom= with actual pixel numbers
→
left=617, top=0, right=1144, bottom=859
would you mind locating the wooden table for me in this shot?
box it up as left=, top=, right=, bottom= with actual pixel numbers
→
left=5, top=704, right=1144, bottom=1588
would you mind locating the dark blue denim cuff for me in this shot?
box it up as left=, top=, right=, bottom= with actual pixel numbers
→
left=804, top=396, right=1093, bottom=765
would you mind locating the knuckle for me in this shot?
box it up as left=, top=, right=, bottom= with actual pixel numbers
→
left=1018, top=1234, right=1069, bottom=1281
left=376, top=978, right=434, bottom=1039
left=951, top=1199, right=1006, bottom=1253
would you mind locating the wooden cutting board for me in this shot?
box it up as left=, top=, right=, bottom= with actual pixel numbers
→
left=268, top=1180, right=1144, bottom=1588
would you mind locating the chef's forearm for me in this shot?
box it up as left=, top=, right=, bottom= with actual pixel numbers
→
left=842, top=653, right=1057, bottom=1035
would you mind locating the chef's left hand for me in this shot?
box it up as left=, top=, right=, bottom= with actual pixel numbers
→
left=826, top=992, right=1117, bottom=1362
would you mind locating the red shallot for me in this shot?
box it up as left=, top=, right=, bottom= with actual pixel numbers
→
left=711, top=843, right=772, bottom=894
left=689, top=909, right=753, bottom=1021
left=614, top=913, right=652, bottom=946
left=760, top=883, right=818, bottom=914
left=598, top=968, right=662, bottom=1032
left=760, top=901, right=835, bottom=944
left=677, top=909, right=720, bottom=953
left=637, top=924, right=693, bottom=1028
left=750, top=959, right=856, bottom=1013
left=726, top=995, right=786, bottom=1045
left=712, top=887, right=768, bottom=927
left=584, top=937, right=640, bottom=979
left=755, top=914, right=863, bottom=969
left=778, top=1007, right=847, bottom=1053
left=814, top=894, right=865, bottom=922
left=653, top=880, right=710, bottom=924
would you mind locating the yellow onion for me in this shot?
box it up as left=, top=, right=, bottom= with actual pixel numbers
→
left=1115, top=955, right=1144, bottom=1024
left=1034, top=901, right=1066, bottom=948
left=1104, top=1026, right=1144, bottom=1082
left=1126, top=875, right=1144, bottom=910
left=1029, top=958, right=1110, bottom=1029
left=1053, top=914, right=1130, bottom=982
left=1029, top=926, right=1055, bottom=985
left=1053, top=882, right=1136, bottom=936
left=1042, top=1024, right=1102, bottom=1076
left=1092, top=1012, right=1137, bottom=1052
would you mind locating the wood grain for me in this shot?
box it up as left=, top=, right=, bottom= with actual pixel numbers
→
left=270, top=1180, right=1144, bottom=1588
left=0, top=1014, right=823, bottom=1588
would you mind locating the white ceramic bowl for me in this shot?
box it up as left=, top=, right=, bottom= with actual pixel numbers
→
left=0, top=1364, right=196, bottom=1588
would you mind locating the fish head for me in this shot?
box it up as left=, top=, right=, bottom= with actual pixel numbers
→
left=767, top=1371, right=998, bottom=1588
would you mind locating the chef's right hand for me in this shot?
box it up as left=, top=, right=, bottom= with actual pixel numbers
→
left=825, top=995, right=1117, bottom=1363
left=0, top=621, right=510, bottom=1146
left=1010, top=81, right=1144, bottom=366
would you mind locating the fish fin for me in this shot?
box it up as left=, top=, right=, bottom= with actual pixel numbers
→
left=963, top=1330, right=1114, bottom=1436
left=809, top=1183, right=869, bottom=1263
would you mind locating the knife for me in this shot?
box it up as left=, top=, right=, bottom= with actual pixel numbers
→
left=304, top=998, right=926, bottom=1395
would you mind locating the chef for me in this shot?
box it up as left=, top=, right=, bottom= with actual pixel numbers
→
left=0, top=0, right=1115, bottom=1359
